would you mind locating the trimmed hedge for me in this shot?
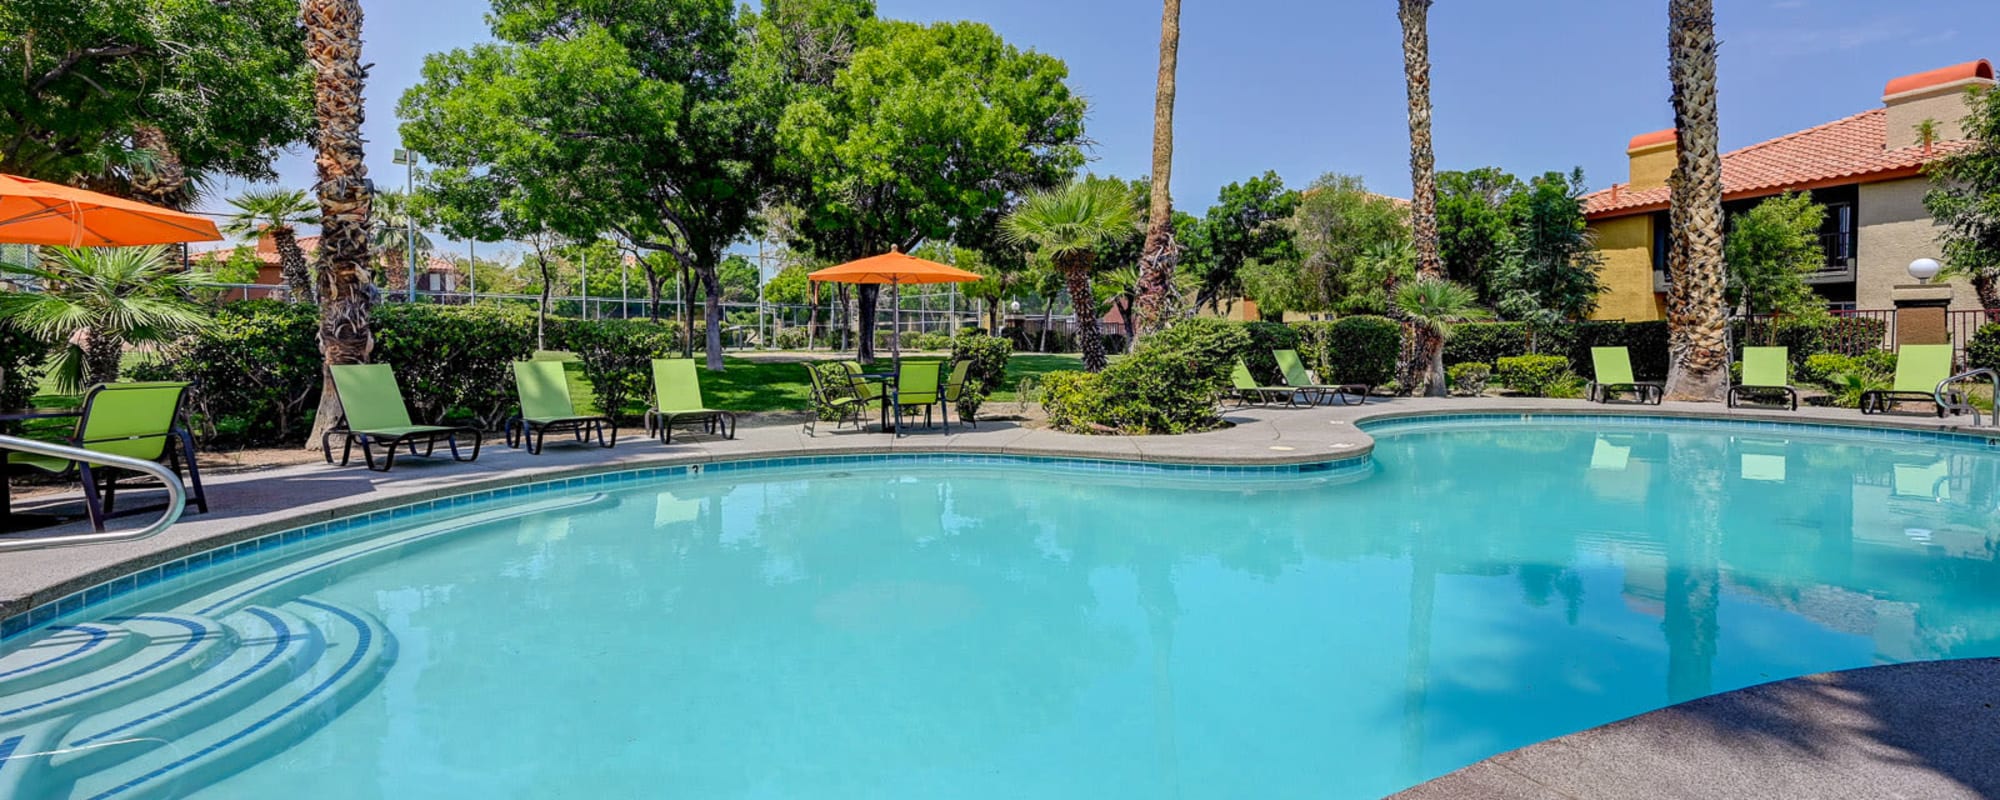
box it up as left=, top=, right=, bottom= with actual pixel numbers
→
left=1295, top=316, right=1401, bottom=388
left=1495, top=354, right=1578, bottom=398
left=1566, top=321, right=1670, bottom=381
left=1442, top=322, right=1534, bottom=368
left=1239, top=321, right=1299, bottom=385
left=137, top=302, right=693, bottom=448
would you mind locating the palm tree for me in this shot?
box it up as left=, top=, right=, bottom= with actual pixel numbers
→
left=223, top=188, right=320, bottom=302
left=1398, top=0, right=1447, bottom=397
left=1002, top=181, right=1139, bottom=372
left=369, top=189, right=434, bottom=293
left=302, top=0, right=379, bottom=451
left=0, top=246, right=212, bottom=392
left=1394, top=277, right=1493, bottom=397
left=1663, top=0, right=1729, bottom=401
left=1102, top=265, right=1142, bottom=348
left=1132, top=0, right=1184, bottom=338
left=127, top=125, right=192, bottom=209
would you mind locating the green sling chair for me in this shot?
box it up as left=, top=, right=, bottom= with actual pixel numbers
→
left=3, top=381, right=208, bottom=531
left=507, top=360, right=617, bottom=454
left=892, top=359, right=944, bottom=434
left=840, top=361, right=892, bottom=430
left=1728, top=346, right=1798, bottom=410
left=647, top=359, right=736, bottom=444
left=1588, top=347, right=1663, bottom=405
left=804, top=361, right=875, bottom=435
left=1273, top=349, right=1363, bottom=406
left=939, top=359, right=977, bottom=432
left=1861, top=344, right=1958, bottom=417
left=1230, top=359, right=1306, bottom=408
left=324, top=364, right=483, bottom=471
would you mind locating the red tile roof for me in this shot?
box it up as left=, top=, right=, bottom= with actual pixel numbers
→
left=193, top=234, right=457, bottom=273
left=1884, top=59, right=1993, bottom=98
left=1583, top=108, right=1969, bottom=219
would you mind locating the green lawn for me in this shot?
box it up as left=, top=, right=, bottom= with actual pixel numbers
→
left=699, top=353, right=1083, bottom=412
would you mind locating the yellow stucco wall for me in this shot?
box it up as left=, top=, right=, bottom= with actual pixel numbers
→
left=1588, top=215, right=1665, bottom=321
left=1627, top=143, right=1676, bottom=191
left=1856, top=177, right=1983, bottom=311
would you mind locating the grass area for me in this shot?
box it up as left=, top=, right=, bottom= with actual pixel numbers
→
left=699, top=353, right=1084, bottom=412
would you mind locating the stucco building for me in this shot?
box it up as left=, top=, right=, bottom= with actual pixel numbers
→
left=1581, top=59, right=1994, bottom=322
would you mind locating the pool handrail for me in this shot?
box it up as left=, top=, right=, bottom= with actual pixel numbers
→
left=1936, top=367, right=1998, bottom=428
left=0, top=434, right=186, bottom=552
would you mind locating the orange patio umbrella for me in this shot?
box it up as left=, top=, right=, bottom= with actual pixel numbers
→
left=0, top=173, right=223, bottom=247
left=809, top=247, right=982, bottom=367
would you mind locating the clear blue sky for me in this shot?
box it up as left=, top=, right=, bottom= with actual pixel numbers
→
left=212, top=0, right=1997, bottom=249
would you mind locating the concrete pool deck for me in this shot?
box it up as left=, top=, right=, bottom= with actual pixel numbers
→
left=3, top=395, right=1998, bottom=797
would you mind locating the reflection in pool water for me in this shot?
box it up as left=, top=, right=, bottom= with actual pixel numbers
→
left=2, top=420, right=1997, bottom=799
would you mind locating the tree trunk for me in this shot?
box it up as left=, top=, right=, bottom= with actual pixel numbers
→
left=1065, top=258, right=1108, bottom=372
left=303, top=0, right=378, bottom=451
left=1398, top=0, right=1445, bottom=397
left=82, top=329, right=124, bottom=387
left=641, top=257, right=664, bottom=322
left=1663, top=0, right=1730, bottom=402
left=536, top=253, right=553, bottom=351
left=127, top=125, right=188, bottom=209
left=856, top=284, right=880, bottom=362
left=1040, top=300, right=1053, bottom=353
left=273, top=227, right=315, bottom=303
left=1132, top=0, right=1184, bottom=338
left=680, top=258, right=697, bottom=359
left=697, top=260, right=726, bottom=371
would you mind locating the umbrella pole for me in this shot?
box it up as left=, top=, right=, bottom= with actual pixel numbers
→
left=892, top=278, right=902, bottom=372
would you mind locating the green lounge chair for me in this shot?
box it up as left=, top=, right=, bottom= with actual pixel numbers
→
left=324, top=364, right=483, bottom=471
left=892, top=359, right=944, bottom=434
left=646, top=359, right=736, bottom=444
left=1728, top=346, right=1797, bottom=410
left=804, top=361, right=877, bottom=435
left=1230, top=359, right=1309, bottom=407
left=1274, top=349, right=1365, bottom=406
left=4, top=382, right=207, bottom=531
left=531, top=350, right=603, bottom=418
left=1861, top=344, right=1958, bottom=417
left=1588, top=347, right=1662, bottom=405
left=940, top=360, right=977, bottom=430
left=506, top=361, right=617, bottom=454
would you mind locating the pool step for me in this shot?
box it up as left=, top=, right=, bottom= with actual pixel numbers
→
left=0, top=615, right=231, bottom=728
left=0, top=623, right=146, bottom=695
left=0, top=720, right=70, bottom=799
left=51, top=606, right=328, bottom=777
left=62, top=599, right=396, bottom=800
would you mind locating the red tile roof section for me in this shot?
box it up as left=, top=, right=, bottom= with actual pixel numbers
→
left=1627, top=129, right=1676, bottom=151
left=192, top=234, right=458, bottom=273
left=1883, top=59, right=1993, bottom=98
left=1582, top=108, right=1968, bottom=219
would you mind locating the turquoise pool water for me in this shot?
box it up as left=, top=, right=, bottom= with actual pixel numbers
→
left=3, top=418, right=1998, bottom=798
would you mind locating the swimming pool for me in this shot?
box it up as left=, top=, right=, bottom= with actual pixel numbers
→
left=2, top=416, right=1997, bottom=798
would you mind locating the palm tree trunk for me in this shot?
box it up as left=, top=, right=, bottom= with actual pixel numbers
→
left=1664, top=0, right=1729, bottom=402
left=1064, top=257, right=1108, bottom=372
left=127, top=125, right=187, bottom=209
left=303, top=0, right=378, bottom=451
left=82, top=330, right=125, bottom=387
left=272, top=227, right=315, bottom=303
left=1399, top=0, right=1446, bottom=397
left=1132, top=0, right=1184, bottom=338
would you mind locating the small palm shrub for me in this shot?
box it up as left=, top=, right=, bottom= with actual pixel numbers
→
left=0, top=245, right=213, bottom=391
left=1800, top=352, right=1895, bottom=408
left=1447, top=362, right=1491, bottom=397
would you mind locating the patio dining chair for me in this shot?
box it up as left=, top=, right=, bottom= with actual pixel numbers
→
left=892, top=359, right=945, bottom=434
left=805, top=361, right=876, bottom=435
left=3, top=381, right=208, bottom=531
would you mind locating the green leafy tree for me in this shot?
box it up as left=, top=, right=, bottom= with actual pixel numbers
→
left=0, top=0, right=310, bottom=193
left=1436, top=167, right=1524, bottom=300
left=1258, top=173, right=1410, bottom=315
left=717, top=254, right=761, bottom=304
left=1924, top=85, right=2000, bottom=310
left=1723, top=191, right=1829, bottom=318
left=402, top=0, right=778, bottom=369
left=775, top=18, right=1086, bottom=362
left=0, top=245, right=211, bottom=391
left=1185, top=171, right=1300, bottom=311
left=1002, top=180, right=1139, bottom=372
left=764, top=263, right=813, bottom=307
left=1395, top=276, right=1493, bottom=396
left=1490, top=169, right=1604, bottom=325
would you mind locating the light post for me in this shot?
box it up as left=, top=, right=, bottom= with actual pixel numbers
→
left=1909, top=258, right=1942, bottom=283
left=392, top=148, right=419, bottom=302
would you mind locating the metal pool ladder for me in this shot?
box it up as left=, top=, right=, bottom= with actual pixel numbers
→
left=0, top=434, right=186, bottom=553
left=1936, top=368, right=2000, bottom=428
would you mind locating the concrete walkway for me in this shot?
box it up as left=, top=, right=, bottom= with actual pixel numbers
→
left=3, top=395, right=1998, bottom=799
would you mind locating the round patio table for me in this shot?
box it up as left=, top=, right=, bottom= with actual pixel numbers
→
left=0, top=406, right=84, bottom=530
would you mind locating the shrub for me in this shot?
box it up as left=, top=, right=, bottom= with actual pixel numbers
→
left=1099, top=332, right=1130, bottom=355
left=1800, top=351, right=1895, bottom=408
left=950, top=334, right=1013, bottom=398
left=1495, top=354, right=1578, bottom=397
left=1738, top=314, right=1892, bottom=360
left=771, top=327, right=809, bottom=350
left=1318, top=315, right=1401, bottom=388
left=130, top=300, right=322, bottom=447
left=1446, top=362, right=1491, bottom=397
left=1568, top=321, right=1669, bottom=380
left=1239, top=321, right=1299, bottom=384
left=910, top=332, right=954, bottom=352
left=1967, top=323, right=2000, bottom=374
left=1144, top=318, right=1254, bottom=379
left=0, top=327, right=49, bottom=419
left=1443, top=322, right=1532, bottom=367
left=1038, top=370, right=1103, bottom=432
left=550, top=317, right=681, bottom=423
left=373, top=303, right=539, bottom=429
left=1041, top=319, right=1246, bottom=435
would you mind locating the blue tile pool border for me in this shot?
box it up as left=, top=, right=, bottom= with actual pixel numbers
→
left=1, top=451, right=1369, bottom=643
left=1359, top=411, right=2000, bottom=450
